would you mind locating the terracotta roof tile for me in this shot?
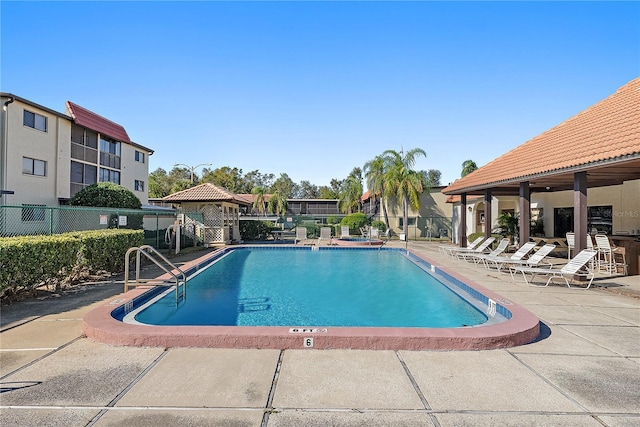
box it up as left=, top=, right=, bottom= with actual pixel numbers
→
left=66, top=101, right=131, bottom=143
left=163, top=183, right=251, bottom=205
left=443, top=78, right=640, bottom=193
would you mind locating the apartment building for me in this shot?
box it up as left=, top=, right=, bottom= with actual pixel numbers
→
left=0, top=93, right=153, bottom=207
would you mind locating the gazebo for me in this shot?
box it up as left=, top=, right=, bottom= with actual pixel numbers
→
left=163, top=183, right=251, bottom=245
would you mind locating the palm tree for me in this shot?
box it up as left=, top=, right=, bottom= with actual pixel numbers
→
left=363, top=154, right=390, bottom=230
left=338, top=175, right=363, bottom=214
left=251, top=186, right=267, bottom=217
left=268, top=190, right=289, bottom=227
left=383, top=148, right=427, bottom=238
left=461, top=160, right=478, bottom=177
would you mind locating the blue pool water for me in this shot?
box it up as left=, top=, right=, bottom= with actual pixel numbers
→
left=132, top=248, right=488, bottom=328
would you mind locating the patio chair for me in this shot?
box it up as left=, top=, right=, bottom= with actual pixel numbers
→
left=459, top=238, right=510, bottom=264
left=594, top=234, right=627, bottom=275
left=370, top=228, right=380, bottom=239
left=295, top=227, right=308, bottom=245
left=451, top=237, right=496, bottom=259
left=341, top=226, right=350, bottom=238
left=438, top=236, right=483, bottom=255
left=505, top=244, right=556, bottom=280
left=318, top=227, right=332, bottom=245
left=566, top=232, right=575, bottom=259
left=509, top=249, right=598, bottom=289
left=483, top=241, right=537, bottom=271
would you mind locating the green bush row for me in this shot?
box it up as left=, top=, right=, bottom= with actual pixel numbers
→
left=0, top=229, right=143, bottom=300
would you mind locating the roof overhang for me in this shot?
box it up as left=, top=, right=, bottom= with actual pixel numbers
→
left=443, top=155, right=640, bottom=196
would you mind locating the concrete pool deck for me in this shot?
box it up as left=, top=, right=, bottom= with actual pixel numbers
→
left=1, top=241, right=638, bottom=426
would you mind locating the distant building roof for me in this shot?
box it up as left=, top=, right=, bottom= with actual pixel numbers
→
left=443, top=77, right=640, bottom=195
left=163, top=183, right=252, bottom=205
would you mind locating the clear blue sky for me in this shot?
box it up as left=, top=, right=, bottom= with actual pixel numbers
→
left=2, top=1, right=638, bottom=189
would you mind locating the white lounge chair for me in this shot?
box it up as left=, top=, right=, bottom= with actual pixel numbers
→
left=459, top=239, right=510, bottom=264
left=483, top=241, right=537, bottom=271
left=510, top=249, right=598, bottom=289
left=295, top=227, right=308, bottom=245
left=341, top=226, right=350, bottom=238
left=451, top=237, right=496, bottom=259
left=318, top=227, right=332, bottom=245
left=439, top=236, right=483, bottom=255
left=506, top=244, right=556, bottom=280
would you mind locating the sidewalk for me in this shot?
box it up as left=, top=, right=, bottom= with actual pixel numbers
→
left=1, top=242, right=638, bottom=426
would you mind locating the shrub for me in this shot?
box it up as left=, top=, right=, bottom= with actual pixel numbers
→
left=371, top=220, right=386, bottom=232
left=70, top=182, right=142, bottom=209
left=0, top=229, right=143, bottom=302
left=340, top=213, right=369, bottom=234
left=240, top=220, right=276, bottom=241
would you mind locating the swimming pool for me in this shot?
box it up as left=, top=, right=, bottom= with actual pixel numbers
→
left=129, top=248, right=488, bottom=328
left=83, top=246, right=540, bottom=350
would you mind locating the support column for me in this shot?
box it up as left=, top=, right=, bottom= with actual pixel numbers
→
left=519, top=182, right=530, bottom=247
left=573, top=172, right=588, bottom=254
left=460, top=193, right=467, bottom=247
left=484, top=189, right=492, bottom=238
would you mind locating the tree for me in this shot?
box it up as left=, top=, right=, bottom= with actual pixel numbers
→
left=461, top=160, right=478, bottom=177
left=201, top=166, right=244, bottom=192
left=383, top=148, right=427, bottom=237
left=338, top=175, right=363, bottom=214
left=70, top=182, right=141, bottom=209
left=299, top=180, right=319, bottom=199
left=244, top=170, right=275, bottom=192
left=270, top=173, right=298, bottom=198
left=422, top=169, right=441, bottom=187
left=268, top=190, right=289, bottom=219
left=364, top=154, right=391, bottom=230
left=251, top=186, right=267, bottom=217
left=148, top=168, right=171, bottom=198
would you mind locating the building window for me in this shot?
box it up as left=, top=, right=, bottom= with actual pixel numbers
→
left=100, top=137, right=121, bottom=169
left=100, top=168, right=121, bottom=184
left=71, top=161, right=97, bottom=185
left=398, top=217, right=416, bottom=227
left=22, top=204, right=46, bottom=222
left=23, top=110, right=47, bottom=132
left=134, top=180, right=145, bottom=191
left=22, top=157, right=47, bottom=176
left=135, top=150, right=145, bottom=163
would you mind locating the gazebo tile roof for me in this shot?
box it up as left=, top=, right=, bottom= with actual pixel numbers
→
left=163, top=183, right=251, bottom=205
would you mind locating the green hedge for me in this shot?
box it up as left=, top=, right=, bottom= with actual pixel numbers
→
left=0, top=229, right=143, bottom=300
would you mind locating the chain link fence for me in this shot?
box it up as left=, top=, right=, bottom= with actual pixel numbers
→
left=0, top=205, right=177, bottom=248
left=239, top=214, right=453, bottom=241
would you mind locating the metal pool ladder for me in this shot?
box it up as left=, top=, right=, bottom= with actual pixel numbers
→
left=124, top=245, right=187, bottom=305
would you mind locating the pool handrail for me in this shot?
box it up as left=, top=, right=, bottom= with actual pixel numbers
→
left=124, top=245, right=187, bottom=305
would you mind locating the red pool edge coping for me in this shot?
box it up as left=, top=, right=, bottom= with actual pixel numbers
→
left=82, top=247, right=541, bottom=351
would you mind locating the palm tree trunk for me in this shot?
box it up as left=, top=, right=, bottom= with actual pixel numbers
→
left=382, top=197, right=390, bottom=231
left=403, top=196, right=409, bottom=238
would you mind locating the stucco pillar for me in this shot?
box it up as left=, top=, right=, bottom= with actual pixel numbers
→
left=573, top=172, right=588, bottom=253
left=484, top=189, right=492, bottom=238
left=519, top=182, right=530, bottom=246
left=460, top=193, right=467, bottom=247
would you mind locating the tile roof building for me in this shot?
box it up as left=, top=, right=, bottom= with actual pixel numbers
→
left=443, top=78, right=640, bottom=195
left=441, top=78, right=640, bottom=271
left=0, top=93, right=153, bottom=216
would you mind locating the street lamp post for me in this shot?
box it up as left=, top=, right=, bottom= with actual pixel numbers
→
left=173, top=163, right=212, bottom=184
